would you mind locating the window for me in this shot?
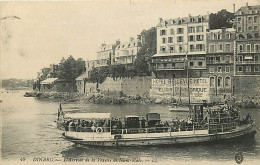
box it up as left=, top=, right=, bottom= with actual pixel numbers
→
left=226, top=44, right=231, bottom=52
left=246, top=66, right=251, bottom=72
left=198, top=17, right=202, bottom=23
left=246, top=44, right=251, bottom=52
left=160, top=46, right=166, bottom=52
left=210, top=77, right=215, bottom=87
left=196, top=44, right=204, bottom=51
left=190, top=45, right=195, bottom=51
left=248, top=17, right=252, bottom=23
left=254, top=16, right=257, bottom=23
left=238, top=56, right=243, bottom=62
left=219, top=44, right=223, bottom=51
left=188, top=27, right=195, bottom=33
left=209, top=66, right=214, bottom=73
left=248, top=26, right=252, bottom=31
left=225, top=66, right=230, bottom=73
left=217, top=66, right=222, bottom=73
left=162, top=38, right=166, bottom=44
left=216, top=57, right=220, bottom=63
left=189, top=62, right=194, bottom=66
left=198, top=61, right=203, bottom=66
left=255, top=55, right=259, bottom=62
left=238, top=66, right=243, bottom=72
left=178, top=20, right=182, bottom=25
left=217, top=77, right=223, bottom=87
left=177, top=36, right=183, bottom=42
left=210, top=45, right=215, bottom=52
left=254, top=26, right=258, bottom=31
left=179, top=46, right=183, bottom=53
left=255, top=66, right=259, bottom=72
left=238, top=17, right=242, bottom=23
left=239, top=45, right=243, bottom=52
left=190, top=18, right=195, bottom=22
left=170, top=29, right=174, bottom=35
left=189, top=35, right=195, bottom=41
left=255, top=45, right=259, bottom=52
left=168, top=37, right=173, bottom=43
left=196, top=35, right=204, bottom=41
left=196, top=26, right=203, bottom=32
left=225, top=77, right=231, bottom=87
left=160, top=30, right=166, bottom=36
left=217, top=34, right=222, bottom=39
left=238, top=27, right=242, bottom=32
left=170, top=46, right=174, bottom=53
left=177, top=28, right=184, bottom=34
left=226, top=33, right=230, bottom=39
left=226, top=55, right=231, bottom=63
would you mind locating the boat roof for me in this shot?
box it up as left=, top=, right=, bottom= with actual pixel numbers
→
left=64, top=113, right=110, bottom=119
left=124, top=115, right=139, bottom=118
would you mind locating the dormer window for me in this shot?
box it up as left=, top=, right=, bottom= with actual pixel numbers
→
left=198, top=17, right=202, bottom=23
left=190, top=18, right=194, bottom=22
left=178, top=20, right=182, bottom=24
left=226, top=33, right=231, bottom=39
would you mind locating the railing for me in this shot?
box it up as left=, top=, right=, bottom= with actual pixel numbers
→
left=155, top=66, right=185, bottom=70
left=152, top=59, right=186, bottom=63
left=236, top=61, right=260, bottom=64
left=190, top=49, right=205, bottom=52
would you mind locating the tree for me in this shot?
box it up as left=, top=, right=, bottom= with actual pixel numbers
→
left=57, top=55, right=86, bottom=82
left=209, top=9, right=234, bottom=30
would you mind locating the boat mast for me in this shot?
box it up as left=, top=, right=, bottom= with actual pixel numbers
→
left=186, top=53, right=191, bottom=116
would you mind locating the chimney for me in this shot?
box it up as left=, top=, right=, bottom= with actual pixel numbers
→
left=159, top=17, right=163, bottom=23
left=246, top=2, right=248, bottom=7
left=233, top=4, right=235, bottom=13
left=116, top=40, right=120, bottom=45
left=130, top=37, right=134, bottom=41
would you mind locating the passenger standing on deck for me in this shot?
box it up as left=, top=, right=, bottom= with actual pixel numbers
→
left=141, top=117, right=146, bottom=128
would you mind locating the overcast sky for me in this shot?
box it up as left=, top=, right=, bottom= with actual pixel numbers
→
left=0, top=0, right=259, bottom=79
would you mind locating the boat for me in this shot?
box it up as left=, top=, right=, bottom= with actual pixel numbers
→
left=57, top=104, right=257, bottom=147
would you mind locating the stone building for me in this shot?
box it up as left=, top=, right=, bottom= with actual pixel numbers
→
left=151, top=14, right=209, bottom=79
left=206, top=28, right=236, bottom=101
left=114, top=37, right=142, bottom=65
left=233, top=4, right=260, bottom=76
left=233, top=4, right=260, bottom=102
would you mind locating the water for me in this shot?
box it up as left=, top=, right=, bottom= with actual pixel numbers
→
left=1, top=91, right=260, bottom=163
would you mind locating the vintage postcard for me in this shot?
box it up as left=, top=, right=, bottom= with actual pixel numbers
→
left=1, top=0, right=260, bottom=165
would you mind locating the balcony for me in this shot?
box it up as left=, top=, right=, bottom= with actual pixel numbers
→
left=159, top=49, right=186, bottom=54
left=155, top=66, right=185, bottom=70
left=236, top=61, right=260, bottom=64
left=152, top=58, right=186, bottom=63
left=190, top=48, right=205, bottom=52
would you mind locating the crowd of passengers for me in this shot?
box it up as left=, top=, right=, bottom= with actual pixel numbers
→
left=63, top=116, right=196, bottom=133
left=62, top=107, right=252, bottom=133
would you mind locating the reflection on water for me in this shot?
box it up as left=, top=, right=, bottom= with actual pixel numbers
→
left=1, top=91, right=260, bottom=162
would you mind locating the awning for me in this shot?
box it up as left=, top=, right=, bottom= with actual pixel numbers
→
left=152, top=54, right=172, bottom=57
left=245, top=55, right=253, bottom=60
left=64, top=113, right=111, bottom=119
left=40, top=78, right=58, bottom=84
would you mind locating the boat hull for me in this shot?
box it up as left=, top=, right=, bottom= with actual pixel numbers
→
left=62, top=123, right=256, bottom=147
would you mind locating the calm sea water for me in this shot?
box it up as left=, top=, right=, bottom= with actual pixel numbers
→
left=1, top=91, right=260, bottom=163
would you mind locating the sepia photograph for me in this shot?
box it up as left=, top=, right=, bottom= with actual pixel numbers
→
left=0, top=0, right=260, bottom=164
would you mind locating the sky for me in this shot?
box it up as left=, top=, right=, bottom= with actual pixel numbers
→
left=0, top=0, right=259, bottom=79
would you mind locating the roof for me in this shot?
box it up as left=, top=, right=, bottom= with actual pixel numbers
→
left=64, top=113, right=111, bottom=119
left=235, top=5, right=260, bottom=15
left=124, top=115, right=139, bottom=118
left=76, top=72, right=87, bottom=81
left=40, top=78, right=58, bottom=84
left=157, top=15, right=209, bottom=27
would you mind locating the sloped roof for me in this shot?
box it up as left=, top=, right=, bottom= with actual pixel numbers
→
left=40, top=78, right=58, bottom=84
left=235, top=5, right=260, bottom=15
left=76, top=72, right=87, bottom=81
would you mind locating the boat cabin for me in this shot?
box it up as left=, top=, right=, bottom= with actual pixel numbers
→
left=124, top=115, right=140, bottom=129
left=146, top=113, right=161, bottom=127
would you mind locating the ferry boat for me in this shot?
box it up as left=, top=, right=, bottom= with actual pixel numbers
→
left=56, top=104, right=257, bottom=147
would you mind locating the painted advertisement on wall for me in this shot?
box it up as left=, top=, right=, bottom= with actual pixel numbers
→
left=150, top=78, right=210, bottom=103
